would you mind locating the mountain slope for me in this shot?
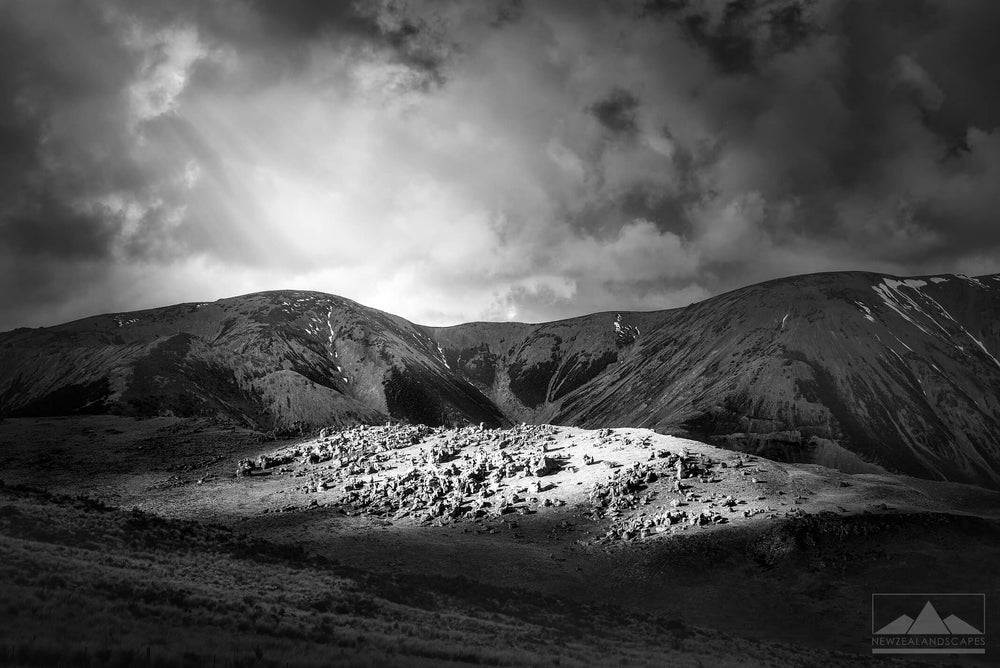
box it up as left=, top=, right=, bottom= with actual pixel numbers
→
left=0, top=291, right=506, bottom=432
left=2, top=272, right=1000, bottom=487
left=428, top=272, right=1000, bottom=488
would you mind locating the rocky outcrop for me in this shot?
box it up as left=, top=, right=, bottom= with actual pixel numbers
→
left=613, top=313, right=639, bottom=348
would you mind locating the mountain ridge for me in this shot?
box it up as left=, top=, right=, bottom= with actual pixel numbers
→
left=2, top=270, right=999, bottom=488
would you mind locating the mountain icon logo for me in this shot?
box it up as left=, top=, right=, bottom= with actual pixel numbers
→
left=871, top=593, right=986, bottom=655
left=875, top=601, right=983, bottom=635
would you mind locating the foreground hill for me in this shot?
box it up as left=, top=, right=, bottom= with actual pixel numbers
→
left=2, top=481, right=878, bottom=668
left=1, top=271, right=999, bottom=487
left=2, top=418, right=998, bottom=665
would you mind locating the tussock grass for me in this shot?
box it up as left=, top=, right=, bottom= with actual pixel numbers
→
left=0, top=483, right=898, bottom=667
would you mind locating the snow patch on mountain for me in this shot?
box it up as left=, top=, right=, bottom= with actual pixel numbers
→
left=873, top=281, right=931, bottom=335
left=957, top=274, right=988, bottom=289
left=114, top=315, right=140, bottom=327
left=436, top=343, right=450, bottom=369
left=891, top=334, right=913, bottom=352
left=873, top=278, right=956, bottom=340
left=854, top=301, right=875, bottom=323
left=964, top=330, right=1000, bottom=370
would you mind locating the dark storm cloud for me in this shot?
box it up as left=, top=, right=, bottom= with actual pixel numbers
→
left=1, top=0, right=1000, bottom=331
left=490, top=0, right=525, bottom=28
left=247, top=0, right=377, bottom=38
left=1, top=196, right=116, bottom=260
left=604, top=0, right=1000, bottom=285
left=248, top=0, right=453, bottom=87
left=590, top=88, right=640, bottom=138
left=680, top=0, right=758, bottom=74
left=641, top=0, right=815, bottom=74
left=0, top=3, right=115, bottom=220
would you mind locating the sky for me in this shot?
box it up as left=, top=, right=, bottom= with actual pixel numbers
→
left=2, top=0, right=1000, bottom=331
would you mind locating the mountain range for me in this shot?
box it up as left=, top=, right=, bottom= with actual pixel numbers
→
left=2, top=270, right=999, bottom=488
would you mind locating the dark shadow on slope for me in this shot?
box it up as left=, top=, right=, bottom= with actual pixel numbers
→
left=383, top=365, right=508, bottom=428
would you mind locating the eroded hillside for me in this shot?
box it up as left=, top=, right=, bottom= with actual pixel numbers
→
left=2, top=271, right=1000, bottom=487
left=431, top=272, right=1000, bottom=487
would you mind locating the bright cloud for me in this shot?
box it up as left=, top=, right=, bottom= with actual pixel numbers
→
left=1, top=0, right=1000, bottom=330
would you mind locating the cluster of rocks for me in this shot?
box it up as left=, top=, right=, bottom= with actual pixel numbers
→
left=613, top=313, right=640, bottom=348
left=237, top=423, right=438, bottom=477
left=588, top=461, right=662, bottom=516
left=335, top=438, right=566, bottom=524
left=600, top=507, right=733, bottom=542
left=237, top=422, right=777, bottom=542
left=586, top=449, right=765, bottom=544
left=315, top=423, right=436, bottom=454
left=240, top=422, right=570, bottom=524
left=586, top=447, right=721, bottom=517
left=237, top=450, right=304, bottom=477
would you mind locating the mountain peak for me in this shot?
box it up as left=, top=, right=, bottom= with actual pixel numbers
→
left=2, top=270, right=999, bottom=488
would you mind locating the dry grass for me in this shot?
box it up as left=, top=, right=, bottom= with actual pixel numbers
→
left=0, top=481, right=898, bottom=667
left=3, top=417, right=997, bottom=666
